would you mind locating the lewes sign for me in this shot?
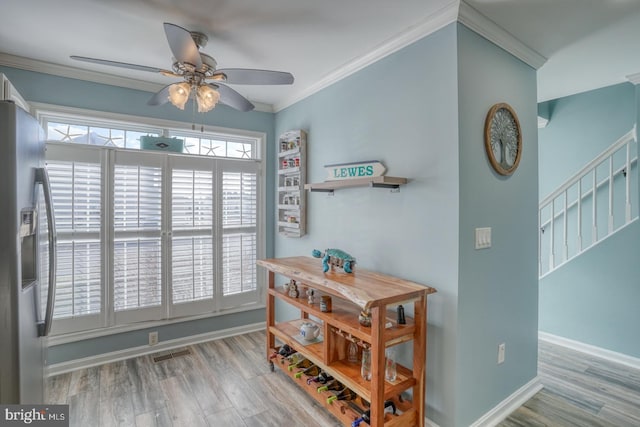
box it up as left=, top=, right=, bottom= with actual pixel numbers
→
left=324, top=160, right=386, bottom=181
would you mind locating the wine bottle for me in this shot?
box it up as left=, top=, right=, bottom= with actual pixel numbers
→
left=295, top=363, right=320, bottom=379
left=278, top=344, right=295, bottom=357
left=284, top=352, right=305, bottom=367
left=327, top=387, right=356, bottom=404
left=317, top=379, right=343, bottom=393
left=288, top=357, right=313, bottom=372
left=351, top=401, right=397, bottom=426
left=306, top=371, right=333, bottom=385
left=270, top=344, right=294, bottom=360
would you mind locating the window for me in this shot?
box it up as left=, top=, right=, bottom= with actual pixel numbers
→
left=41, top=109, right=264, bottom=335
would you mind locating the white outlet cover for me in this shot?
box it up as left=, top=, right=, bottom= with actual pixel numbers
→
left=475, top=227, right=492, bottom=249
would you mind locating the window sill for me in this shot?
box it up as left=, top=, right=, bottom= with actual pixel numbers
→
left=46, top=302, right=266, bottom=346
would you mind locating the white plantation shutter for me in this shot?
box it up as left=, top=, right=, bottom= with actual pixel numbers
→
left=222, top=233, right=257, bottom=295
left=169, top=160, right=215, bottom=316
left=113, top=157, right=164, bottom=323
left=47, top=161, right=102, bottom=318
left=45, top=144, right=103, bottom=333
left=220, top=162, right=259, bottom=306
left=172, top=236, right=214, bottom=303
left=44, top=124, right=263, bottom=334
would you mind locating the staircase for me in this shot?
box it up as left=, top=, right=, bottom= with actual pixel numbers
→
left=539, top=127, right=639, bottom=278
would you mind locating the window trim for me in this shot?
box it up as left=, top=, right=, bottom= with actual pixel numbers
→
left=37, top=103, right=267, bottom=338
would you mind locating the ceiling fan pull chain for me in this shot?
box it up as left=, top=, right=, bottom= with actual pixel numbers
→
left=191, top=93, right=196, bottom=131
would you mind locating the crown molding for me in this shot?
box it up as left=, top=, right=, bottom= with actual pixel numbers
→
left=537, top=116, right=549, bottom=128
left=275, top=0, right=548, bottom=112
left=0, top=52, right=273, bottom=113
left=626, top=72, right=640, bottom=85
left=458, top=1, right=547, bottom=70
left=273, top=1, right=460, bottom=112
left=2, top=1, right=546, bottom=115
left=0, top=52, right=163, bottom=92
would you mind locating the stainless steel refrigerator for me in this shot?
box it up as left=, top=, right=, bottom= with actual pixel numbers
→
left=0, top=100, right=57, bottom=403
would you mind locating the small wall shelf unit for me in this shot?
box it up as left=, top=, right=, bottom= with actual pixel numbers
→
left=277, top=130, right=307, bottom=237
left=304, top=176, right=408, bottom=193
left=258, top=256, right=436, bottom=427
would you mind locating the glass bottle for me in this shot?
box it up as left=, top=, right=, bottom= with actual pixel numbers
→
left=307, top=371, right=333, bottom=385
left=317, top=379, right=343, bottom=393
left=289, top=358, right=313, bottom=372
left=327, top=387, right=356, bottom=404
left=295, top=364, right=321, bottom=379
left=361, top=348, right=371, bottom=381
left=385, top=347, right=397, bottom=382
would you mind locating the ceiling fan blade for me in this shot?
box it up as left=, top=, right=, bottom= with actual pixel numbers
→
left=147, top=85, right=172, bottom=106
left=214, top=68, right=294, bottom=85
left=163, top=23, right=203, bottom=69
left=213, top=84, right=255, bottom=112
left=70, top=55, right=165, bottom=73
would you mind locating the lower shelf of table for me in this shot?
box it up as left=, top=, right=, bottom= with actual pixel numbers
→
left=269, top=321, right=417, bottom=402
left=269, top=350, right=418, bottom=427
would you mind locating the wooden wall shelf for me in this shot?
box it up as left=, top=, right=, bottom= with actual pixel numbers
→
left=277, top=130, right=307, bottom=237
left=259, top=256, right=436, bottom=427
left=304, top=176, right=408, bottom=193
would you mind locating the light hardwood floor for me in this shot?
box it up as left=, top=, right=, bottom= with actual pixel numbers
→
left=47, top=331, right=640, bottom=426
left=499, top=340, right=640, bottom=427
left=47, top=331, right=340, bottom=427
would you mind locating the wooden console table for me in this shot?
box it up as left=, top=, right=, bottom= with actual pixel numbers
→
left=258, top=256, right=436, bottom=427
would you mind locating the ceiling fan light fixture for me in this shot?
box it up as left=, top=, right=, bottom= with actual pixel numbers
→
left=196, top=85, right=220, bottom=113
left=168, top=82, right=191, bottom=110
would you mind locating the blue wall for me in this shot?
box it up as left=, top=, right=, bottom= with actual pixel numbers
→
left=3, top=22, right=543, bottom=424
left=456, top=25, right=539, bottom=426
left=275, top=24, right=460, bottom=426
left=538, top=83, right=636, bottom=198
left=274, top=23, right=539, bottom=427
left=0, top=66, right=275, bottom=363
left=538, top=82, right=640, bottom=358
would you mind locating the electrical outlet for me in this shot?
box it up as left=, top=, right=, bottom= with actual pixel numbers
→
left=149, top=331, right=158, bottom=346
left=498, top=343, right=506, bottom=364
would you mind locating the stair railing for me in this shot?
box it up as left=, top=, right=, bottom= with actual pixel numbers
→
left=539, top=127, right=638, bottom=277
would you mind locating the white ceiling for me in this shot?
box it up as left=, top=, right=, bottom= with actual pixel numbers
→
left=466, top=0, right=640, bottom=102
left=2, top=0, right=640, bottom=110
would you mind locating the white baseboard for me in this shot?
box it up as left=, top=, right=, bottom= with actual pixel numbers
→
left=46, top=322, right=266, bottom=377
left=425, top=416, right=441, bottom=427
left=539, top=331, right=640, bottom=371
left=470, top=377, right=543, bottom=427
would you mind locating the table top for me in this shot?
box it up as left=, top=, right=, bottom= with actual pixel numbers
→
left=258, top=256, right=436, bottom=310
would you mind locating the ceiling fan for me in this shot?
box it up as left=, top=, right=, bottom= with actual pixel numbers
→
left=71, top=22, right=294, bottom=113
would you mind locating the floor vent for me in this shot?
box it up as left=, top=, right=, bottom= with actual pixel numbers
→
left=152, top=347, right=192, bottom=363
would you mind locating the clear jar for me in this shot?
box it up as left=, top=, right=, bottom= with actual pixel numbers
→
left=385, top=348, right=397, bottom=382
left=361, top=348, right=371, bottom=381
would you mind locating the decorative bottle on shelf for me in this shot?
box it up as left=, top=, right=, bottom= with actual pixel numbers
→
left=397, top=304, right=406, bottom=324
left=327, top=387, right=356, bottom=404
left=361, top=348, right=371, bottom=381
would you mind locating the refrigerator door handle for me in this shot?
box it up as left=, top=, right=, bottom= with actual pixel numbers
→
left=35, top=167, right=57, bottom=337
